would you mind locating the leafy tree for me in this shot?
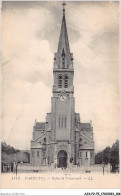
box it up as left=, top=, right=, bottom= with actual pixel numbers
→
left=95, top=140, right=119, bottom=172
left=102, top=147, right=111, bottom=164
left=95, top=147, right=111, bottom=164
left=1, top=142, right=30, bottom=164
left=2, top=142, right=20, bottom=154
left=110, top=140, right=119, bottom=172
left=95, top=151, right=103, bottom=164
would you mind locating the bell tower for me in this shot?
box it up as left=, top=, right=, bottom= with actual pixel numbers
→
left=50, top=2, right=76, bottom=166
left=30, top=2, right=95, bottom=168
left=53, top=2, right=74, bottom=96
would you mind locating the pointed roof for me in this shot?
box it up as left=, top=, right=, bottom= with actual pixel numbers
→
left=54, top=4, right=73, bottom=69
left=79, top=123, right=92, bottom=131
left=34, top=122, right=45, bottom=130
left=57, top=11, right=70, bottom=55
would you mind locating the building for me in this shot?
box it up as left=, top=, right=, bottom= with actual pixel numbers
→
left=30, top=3, right=95, bottom=168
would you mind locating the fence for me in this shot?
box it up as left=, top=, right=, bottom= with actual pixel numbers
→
left=15, top=163, right=111, bottom=173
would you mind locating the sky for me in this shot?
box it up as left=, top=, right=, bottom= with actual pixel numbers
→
left=1, top=1, right=119, bottom=152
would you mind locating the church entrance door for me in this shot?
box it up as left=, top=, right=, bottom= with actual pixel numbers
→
left=57, top=150, right=67, bottom=168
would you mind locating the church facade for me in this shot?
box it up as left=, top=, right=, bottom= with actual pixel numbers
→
left=30, top=5, right=95, bottom=168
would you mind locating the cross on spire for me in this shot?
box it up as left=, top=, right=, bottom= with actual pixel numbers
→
left=62, top=1, right=66, bottom=15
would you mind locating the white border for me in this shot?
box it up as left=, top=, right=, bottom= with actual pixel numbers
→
left=0, top=0, right=121, bottom=195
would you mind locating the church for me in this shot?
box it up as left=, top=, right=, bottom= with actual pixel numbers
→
left=30, top=3, right=95, bottom=168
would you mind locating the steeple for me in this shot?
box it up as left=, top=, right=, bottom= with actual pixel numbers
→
left=54, top=2, right=73, bottom=69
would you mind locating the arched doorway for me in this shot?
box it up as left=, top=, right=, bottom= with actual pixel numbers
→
left=57, top=150, right=67, bottom=168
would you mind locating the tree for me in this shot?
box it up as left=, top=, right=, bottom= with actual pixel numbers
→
left=110, top=140, right=119, bottom=172
left=102, top=147, right=111, bottom=164
left=95, top=140, right=119, bottom=172
left=95, top=151, right=103, bottom=164
left=95, top=147, right=111, bottom=164
left=2, top=142, right=20, bottom=154
left=1, top=142, right=30, bottom=164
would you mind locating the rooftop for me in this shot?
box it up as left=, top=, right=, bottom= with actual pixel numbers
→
left=34, top=122, right=45, bottom=130
left=80, top=123, right=92, bottom=130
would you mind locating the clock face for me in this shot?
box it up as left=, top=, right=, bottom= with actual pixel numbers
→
left=60, top=94, right=67, bottom=101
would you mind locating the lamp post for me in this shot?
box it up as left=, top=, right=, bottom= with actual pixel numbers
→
left=15, top=162, right=18, bottom=176
left=108, top=152, right=111, bottom=172
left=102, top=162, right=105, bottom=175
left=101, top=152, right=105, bottom=175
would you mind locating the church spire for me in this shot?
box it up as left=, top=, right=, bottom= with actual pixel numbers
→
left=54, top=2, right=73, bottom=69
left=58, top=2, right=70, bottom=55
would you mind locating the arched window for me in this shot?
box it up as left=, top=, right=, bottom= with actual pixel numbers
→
left=37, top=151, right=39, bottom=157
left=79, top=138, right=83, bottom=146
left=32, top=151, right=34, bottom=157
left=44, top=138, right=46, bottom=144
left=64, top=116, right=67, bottom=128
left=59, top=116, right=61, bottom=127
left=58, top=75, right=62, bottom=88
left=61, top=48, right=65, bottom=68
left=62, top=117, right=63, bottom=127
left=58, top=115, right=67, bottom=128
left=86, top=152, right=88, bottom=158
left=64, top=75, right=68, bottom=88
left=80, top=151, right=81, bottom=157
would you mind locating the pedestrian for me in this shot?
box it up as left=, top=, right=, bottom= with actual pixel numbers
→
left=54, top=163, right=56, bottom=170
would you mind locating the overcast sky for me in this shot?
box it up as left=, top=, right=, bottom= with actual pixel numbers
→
left=1, top=1, right=119, bottom=152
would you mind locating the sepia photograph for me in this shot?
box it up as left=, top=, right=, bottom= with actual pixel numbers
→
left=1, top=0, right=120, bottom=191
